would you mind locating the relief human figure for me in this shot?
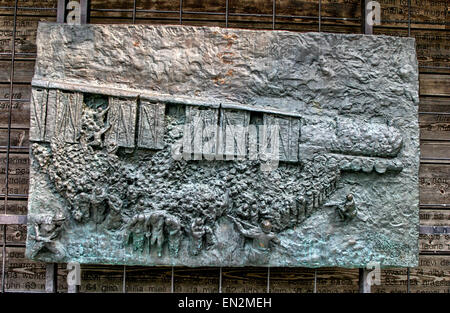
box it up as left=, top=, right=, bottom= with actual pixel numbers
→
left=165, top=215, right=181, bottom=257
left=104, top=194, right=123, bottom=230
left=190, top=218, right=206, bottom=256
left=79, top=106, right=110, bottom=147
left=325, top=193, right=357, bottom=222
left=125, top=213, right=147, bottom=253
left=29, top=213, right=66, bottom=260
left=146, top=211, right=166, bottom=257
left=90, top=187, right=108, bottom=224
left=72, top=192, right=91, bottom=223
left=293, top=196, right=307, bottom=225
left=231, top=217, right=280, bottom=264
left=337, top=193, right=357, bottom=221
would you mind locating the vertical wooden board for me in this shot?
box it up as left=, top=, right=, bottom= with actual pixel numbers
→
left=269, top=267, right=315, bottom=293
left=221, top=109, right=250, bottom=160
left=410, top=255, right=450, bottom=293
left=53, top=90, right=83, bottom=143
left=263, top=114, right=300, bottom=162
left=105, top=97, right=137, bottom=149
left=78, top=264, right=124, bottom=293
left=137, top=100, right=165, bottom=150
left=184, top=106, right=219, bottom=159
left=29, top=87, right=47, bottom=142
left=315, top=267, right=359, bottom=293
left=0, top=153, right=30, bottom=196
left=125, top=266, right=172, bottom=293
left=0, top=84, right=31, bottom=129
left=3, top=247, right=46, bottom=292
left=174, top=267, right=220, bottom=293
left=419, top=164, right=450, bottom=205
left=222, top=267, right=268, bottom=293
left=420, top=210, right=450, bottom=226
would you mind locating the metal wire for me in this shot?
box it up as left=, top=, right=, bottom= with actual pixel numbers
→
left=225, top=0, right=229, bottom=28
left=1, top=225, right=6, bottom=292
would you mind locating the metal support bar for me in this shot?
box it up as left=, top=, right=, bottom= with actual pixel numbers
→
left=359, top=268, right=371, bottom=293
left=122, top=265, right=126, bottom=293
left=314, top=269, right=317, bottom=293
left=361, top=0, right=373, bottom=35
left=219, top=267, right=222, bottom=293
left=45, top=263, right=58, bottom=293
left=1, top=225, right=6, bottom=293
left=0, top=215, right=27, bottom=225
left=171, top=266, right=174, bottom=293
left=419, top=225, right=450, bottom=234
left=267, top=267, right=270, bottom=293
left=407, top=267, right=411, bottom=293
left=225, top=0, right=229, bottom=28
left=56, top=0, right=66, bottom=23
left=79, top=0, right=90, bottom=24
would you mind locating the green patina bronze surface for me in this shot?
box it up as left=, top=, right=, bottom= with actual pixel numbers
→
left=26, top=23, right=420, bottom=267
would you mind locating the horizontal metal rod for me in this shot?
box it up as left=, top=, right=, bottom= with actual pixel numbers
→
left=419, top=225, right=450, bottom=234
left=0, top=214, right=27, bottom=224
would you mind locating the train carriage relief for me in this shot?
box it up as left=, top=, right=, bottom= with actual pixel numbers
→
left=26, top=23, right=420, bottom=268
left=105, top=97, right=137, bottom=150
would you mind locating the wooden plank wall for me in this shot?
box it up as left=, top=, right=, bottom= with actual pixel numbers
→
left=0, top=0, right=448, bottom=293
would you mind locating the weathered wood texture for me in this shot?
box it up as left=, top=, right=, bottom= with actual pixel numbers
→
left=0, top=0, right=449, bottom=293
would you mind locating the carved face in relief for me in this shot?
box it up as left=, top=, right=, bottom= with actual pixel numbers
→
left=261, top=220, right=272, bottom=234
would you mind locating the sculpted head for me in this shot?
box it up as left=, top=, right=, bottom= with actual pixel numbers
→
left=260, top=220, right=272, bottom=234
left=347, top=193, right=353, bottom=201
